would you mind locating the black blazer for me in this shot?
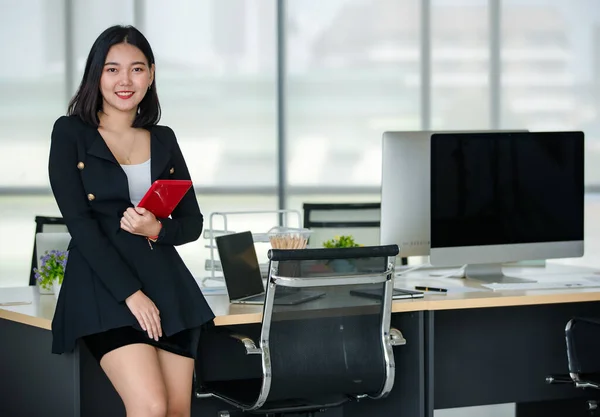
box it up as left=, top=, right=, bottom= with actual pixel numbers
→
left=48, top=115, right=215, bottom=354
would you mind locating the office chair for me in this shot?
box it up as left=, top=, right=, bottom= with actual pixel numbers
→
left=29, top=216, right=68, bottom=286
left=195, top=244, right=406, bottom=417
left=546, top=317, right=600, bottom=414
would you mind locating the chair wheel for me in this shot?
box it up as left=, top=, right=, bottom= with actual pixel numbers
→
left=588, top=400, right=598, bottom=411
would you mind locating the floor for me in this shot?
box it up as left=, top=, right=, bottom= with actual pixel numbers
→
left=436, top=404, right=515, bottom=417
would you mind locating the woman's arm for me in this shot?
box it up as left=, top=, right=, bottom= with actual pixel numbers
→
left=48, top=116, right=142, bottom=302
left=153, top=127, right=204, bottom=246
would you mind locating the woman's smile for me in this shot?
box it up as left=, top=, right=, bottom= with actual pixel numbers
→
left=116, top=91, right=134, bottom=99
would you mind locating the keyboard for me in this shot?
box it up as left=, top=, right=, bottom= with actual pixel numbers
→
left=482, top=281, right=600, bottom=292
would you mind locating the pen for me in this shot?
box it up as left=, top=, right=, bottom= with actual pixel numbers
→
left=415, top=286, right=448, bottom=293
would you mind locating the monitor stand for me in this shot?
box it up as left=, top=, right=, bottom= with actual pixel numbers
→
left=465, top=263, right=537, bottom=284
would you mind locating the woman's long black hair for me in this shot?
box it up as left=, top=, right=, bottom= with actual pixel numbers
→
left=67, top=25, right=161, bottom=128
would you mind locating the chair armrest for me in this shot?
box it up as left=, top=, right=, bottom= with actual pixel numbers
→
left=565, top=317, right=600, bottom=375
left=569, top=317, right=600, bottom=328
left=389, top=327, right=406, bottom=346
left=229, top=333, right=262, bottom=355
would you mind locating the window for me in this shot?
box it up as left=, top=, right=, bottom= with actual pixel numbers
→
left=285, top=0, right=421, bottom=190
left=0, top=0, right=66, bottom=190
left=0, top=1, right=66, bottom=283
left=3, top=0, right=600, bottom=286
left=144, top=0, right=278, bottom=190
left=431, top=0, right=490, bottom=129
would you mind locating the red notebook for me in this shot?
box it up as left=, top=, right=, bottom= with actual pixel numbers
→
left=137, top=179, right=192, bottom=218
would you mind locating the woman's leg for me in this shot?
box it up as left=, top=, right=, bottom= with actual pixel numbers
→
left=100, top=343, right=168, bottom=417
left=156, top=348, right=196, bottom=417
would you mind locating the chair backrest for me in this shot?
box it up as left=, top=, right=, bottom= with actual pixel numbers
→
left=29, top=216, right=68, bottom=285
left=303, top=203, right=381, bottom=248
left=250, top=245, right=399, bottom=409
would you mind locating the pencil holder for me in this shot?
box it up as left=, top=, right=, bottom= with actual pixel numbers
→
left=267, top=226, right=312, bottom=250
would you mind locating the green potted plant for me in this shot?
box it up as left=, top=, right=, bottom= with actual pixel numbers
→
left=33, top=249, right=68, bottom=299
left=323, top=235, right=361, bottom=249
left=323, top=235, right=361, bottom=272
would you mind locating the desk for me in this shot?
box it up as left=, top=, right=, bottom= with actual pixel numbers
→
left=2, top=263, right=600, bottom=416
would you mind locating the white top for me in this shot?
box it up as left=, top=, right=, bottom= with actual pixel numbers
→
left=120, top=159, right=151, bottom=207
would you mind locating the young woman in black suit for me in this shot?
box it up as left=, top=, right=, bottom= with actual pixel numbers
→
left=48, top=25, right=214, bottom=417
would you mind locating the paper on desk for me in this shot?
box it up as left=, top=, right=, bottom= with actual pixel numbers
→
left=0, top=287, right=34, bottom=306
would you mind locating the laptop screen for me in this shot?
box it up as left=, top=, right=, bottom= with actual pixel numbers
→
left=215, top=231, right=265, bottom=300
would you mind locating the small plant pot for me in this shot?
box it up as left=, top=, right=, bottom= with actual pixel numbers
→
left=38, top=282, right=54, bottom=295
left=52, top=278, right=62, bottom=300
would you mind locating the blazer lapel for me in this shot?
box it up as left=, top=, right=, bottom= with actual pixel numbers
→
left=150, top=130, right=170, bottom=182
left=87, top=130, right=119, bottom=164
left=85, top=126, right=170, bottom=182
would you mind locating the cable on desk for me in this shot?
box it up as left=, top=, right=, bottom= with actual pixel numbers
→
left=434, top=265, right=467, bottom=280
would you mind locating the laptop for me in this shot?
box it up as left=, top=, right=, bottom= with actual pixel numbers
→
left=215, top=231, right=325, bottom=305
left=35, top=232, right=72, bottom=268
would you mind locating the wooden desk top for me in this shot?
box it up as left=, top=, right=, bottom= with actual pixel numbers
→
left=2, top=262, right=600, bottom=330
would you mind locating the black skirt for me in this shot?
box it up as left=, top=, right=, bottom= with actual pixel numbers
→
left=82, top=325, right=202, bottom=363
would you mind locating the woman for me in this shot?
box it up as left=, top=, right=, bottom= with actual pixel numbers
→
left=49, top=25, right=214, bottom=417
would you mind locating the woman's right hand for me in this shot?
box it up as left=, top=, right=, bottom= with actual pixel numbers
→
left=125, top=290, right=162, bottom=341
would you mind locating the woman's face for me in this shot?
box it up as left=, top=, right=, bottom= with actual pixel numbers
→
left=99, top=42, right=154, bottom=115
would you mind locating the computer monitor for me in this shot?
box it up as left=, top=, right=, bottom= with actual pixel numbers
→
left=429, top=131, right=584, bottom=283
left=380, top=130, right=527, bottom=260
left=380, top=131, right=431, bottom=259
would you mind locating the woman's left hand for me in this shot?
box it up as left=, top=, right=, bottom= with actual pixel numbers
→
left=120, top=207, right=162, bottom=237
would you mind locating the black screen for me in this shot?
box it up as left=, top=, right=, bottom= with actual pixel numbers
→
left=430, top=131, right=584, bottom=248
left=215, top=231, right=265, bottom=299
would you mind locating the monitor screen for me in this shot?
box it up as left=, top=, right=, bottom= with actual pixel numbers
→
left=430, top=131, right=584, bottom=250
left=215, top=231, right=265, bottom=300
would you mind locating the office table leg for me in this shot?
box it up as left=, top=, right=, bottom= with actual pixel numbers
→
left=425, top=310, right=434, bottom=417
